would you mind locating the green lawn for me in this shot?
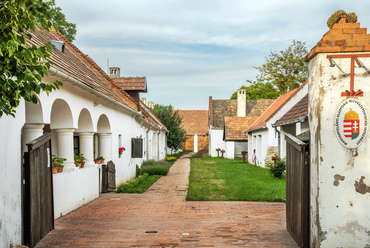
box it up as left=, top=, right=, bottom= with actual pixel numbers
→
left=186, top=156, right=286, bottom=202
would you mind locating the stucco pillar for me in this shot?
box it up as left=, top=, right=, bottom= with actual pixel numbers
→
left=22, top=123, right=44, bottom=152
left=78, top=132, right=94, bottom=166
left=55, top=128, right=75, bottom=169
left=194, top=134, right=198, bottom=152
left=98, top=133, right=112, bottom=162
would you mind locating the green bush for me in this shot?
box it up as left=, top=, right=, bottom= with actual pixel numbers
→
left=267, top=159, right=286, bottom=179
left=117, top=173, right=149, bottom=193
left=136, top=164, right=142, bottom=177
left=142, top=166, right=169, bottom=175
left=142, top=160, right=170, bottom=175
left=129, top=175, right=161, bottom=193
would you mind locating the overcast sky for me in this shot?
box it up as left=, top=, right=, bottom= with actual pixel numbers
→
left=55, top=0, right=370, bottom=110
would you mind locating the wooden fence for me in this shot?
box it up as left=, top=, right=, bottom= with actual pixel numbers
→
left=285, top=133, right=310, bottom=248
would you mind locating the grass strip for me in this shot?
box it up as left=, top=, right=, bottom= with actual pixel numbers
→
left=186, top=156, right=286, bottom=202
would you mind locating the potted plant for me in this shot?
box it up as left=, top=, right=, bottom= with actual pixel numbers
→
left=52, top=155, right=66, bottom=173
left=94, top=156, right=104, bottom=164
left=119, top=147, right=125, bottom=158
left=74, top=154, right=86, bottom=168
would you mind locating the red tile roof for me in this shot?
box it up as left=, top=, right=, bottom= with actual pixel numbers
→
left=274, top=94, right=308, bottom=126
left=224, top=117, right=259, bottom=141
left=178, top=110, right=209, bottom=134
left=306, top=17, right=370, bottom=62
left=139, top=101, right=167, bottom=131
left=246, top=81, right=307, bottom=132
left=113, top=77, right=147, bottom=92
left=27, top=29, right=138, bottom=111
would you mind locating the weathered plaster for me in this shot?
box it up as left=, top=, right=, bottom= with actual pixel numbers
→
left=333, top=174, right=345, bottom=186
left=355, top=176, right=370, bottom=194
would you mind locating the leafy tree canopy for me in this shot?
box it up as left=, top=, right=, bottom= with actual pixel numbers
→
left=231, top=40, right=308, bottom=99
left=255, top=40, right=308, bottom=94
left=0, top=0, right=77, bottom=117
left=152, top=104, right=186, bottom=152
left=230, top=81, right=280, bottom=100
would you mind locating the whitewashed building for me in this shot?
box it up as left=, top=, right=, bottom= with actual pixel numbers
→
left=208, top=90, right=274, bottom=159
left=245, top=82, right=308, bottom=167
left=0, top=29, right=167, bottom=247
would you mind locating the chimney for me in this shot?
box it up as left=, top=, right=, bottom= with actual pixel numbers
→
left=148, top=101, right=154, bottom=109
left=109, top=67, right=120, bottom=78
left=237, top=89, right=246, bottom=117
left=141, top=98, right=146, bottom=105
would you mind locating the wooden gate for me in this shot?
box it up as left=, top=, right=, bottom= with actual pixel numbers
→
left=183, top=135, right=194, bottom=152
left=198, top=135, right=209, bottom=151
left=23, top=133, right=54, bottom=248
left=102, top=161, right=116, bottom=193
left=285, top=133, right=310, bottom=248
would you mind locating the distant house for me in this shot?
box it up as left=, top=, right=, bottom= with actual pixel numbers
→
left=209, top=89, right=274, bottom=159
left=178, top=110, right=209, bottom=152
left=245, top=82, right=308, bottom=167
left=0, top=29, right=167, bottom=247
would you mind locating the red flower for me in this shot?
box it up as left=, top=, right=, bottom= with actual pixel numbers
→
left=119, top=147, right=125, bottom=152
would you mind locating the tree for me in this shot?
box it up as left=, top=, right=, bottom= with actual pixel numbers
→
left=255, top=40, right=307, bottom=94
left=0, top=0, right=77, bottom=117
left=152, top=104, right=186, bottom=152
left=230, top=81, right=280, bottom=100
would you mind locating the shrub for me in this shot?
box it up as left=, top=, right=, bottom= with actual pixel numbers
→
left=165, top=156, right=177, bottom=162
left=346, top=12, right=357, bottom=23
left=117, top=173, right=149, bottom=193
left=142, top=165, right=169, bottom=175
left=136, top=164, right=142, bottom=177
left=267, top=158, right=286, bottom=179
left=129, top=175, right=161, bottom=193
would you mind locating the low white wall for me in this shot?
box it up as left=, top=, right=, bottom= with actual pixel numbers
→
left=0, top=108, right=25, bottom=248
left=225, top=141, right=234, bottom=159
left=234, top=142, right=248, bottom=158
left=53, top=165, right=99, bottom=219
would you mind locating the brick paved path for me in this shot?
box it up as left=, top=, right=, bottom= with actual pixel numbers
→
left=36, top=153, right=298, bottom=247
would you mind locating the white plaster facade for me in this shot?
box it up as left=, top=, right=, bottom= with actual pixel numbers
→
left=0, top=49, right=166, bottom=248
left=308, top=52, right=370, bottom=247
left=247, top=83, right=308, bottom=167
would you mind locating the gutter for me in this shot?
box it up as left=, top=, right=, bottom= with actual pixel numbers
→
left=244, top=126, right=267, bottom=135
left=48, top=66, right=141, bottom=117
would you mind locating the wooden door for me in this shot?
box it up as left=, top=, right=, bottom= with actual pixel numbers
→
left=183, top=135, right=194, bottom=152
left=24, top=133, right=54, bottom=248
left=102, top=161, right=116, bottom=193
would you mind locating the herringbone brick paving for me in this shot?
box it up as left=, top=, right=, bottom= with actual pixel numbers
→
left=36, top=153, right=298, bottom=247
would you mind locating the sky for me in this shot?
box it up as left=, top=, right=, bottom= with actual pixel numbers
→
left=55, top=0, right=370, bottom=110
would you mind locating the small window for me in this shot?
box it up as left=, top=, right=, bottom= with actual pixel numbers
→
left=73, top=136, right=80, bottom=154
left=131, top=138, right=143, bottom=158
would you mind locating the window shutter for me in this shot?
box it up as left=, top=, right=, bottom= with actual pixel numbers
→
left=131, top=138, right=143, bottom=158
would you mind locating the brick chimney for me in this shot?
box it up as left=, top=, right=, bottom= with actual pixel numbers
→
left=237, top=89, right=246, bottom=117
left=148, top=101, right=154, bottom=109
left=109, top=67, right=120, bottom=78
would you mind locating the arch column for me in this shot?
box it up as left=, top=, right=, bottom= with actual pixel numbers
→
left=98, top=133, right=112, bottom=162
left=55, top=128, right=75, bottom=169
left=78, top=132, right=94, bottom=166
left=22, top=123, right=44, bottom=152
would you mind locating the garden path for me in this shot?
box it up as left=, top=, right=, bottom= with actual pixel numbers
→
left=36, top=153, right=298, bottom=247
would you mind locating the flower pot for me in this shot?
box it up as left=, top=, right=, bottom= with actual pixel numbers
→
left=75, top=162, right=82, bottom=168
left=80, top=162, right=85, bottom=168
left=58, top=165, right=64, bottom=173
left=52, top=167, right=58, bottom=174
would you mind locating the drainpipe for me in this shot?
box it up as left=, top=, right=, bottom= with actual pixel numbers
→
left=146, top=127, right=150, bottom=161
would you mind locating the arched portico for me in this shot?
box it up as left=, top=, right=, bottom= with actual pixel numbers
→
left=97, top=114, right=112, bottom=161
left=22, top=97, right=45, bottom=153
left=50, top=99, right=75, bottom=169
left=75, top=108, right=94, bottom=165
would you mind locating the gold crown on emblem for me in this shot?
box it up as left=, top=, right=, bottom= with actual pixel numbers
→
left=344, top=108, right=359, bottom=120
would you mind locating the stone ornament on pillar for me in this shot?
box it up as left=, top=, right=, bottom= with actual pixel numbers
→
left=334, top=98, right=368, bottom=149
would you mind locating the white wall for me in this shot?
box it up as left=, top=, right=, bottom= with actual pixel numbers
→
left=209, top=128, right=226, bottom=157
left=0, top=74, right=167, bottom=247
left=308, top=53, right=370, bottom=247
left=225, top=141, right=234, bottom=159
left=0, top=104, right=25, bottom=248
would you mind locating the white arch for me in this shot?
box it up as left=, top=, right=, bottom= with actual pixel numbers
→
left=76, top=108, right=93, bottom=132
left=50, top=99, right=73, bottom=129
left=25, top=96, right=44, bottom=124
left=97, top=114, right=111, bottom=133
